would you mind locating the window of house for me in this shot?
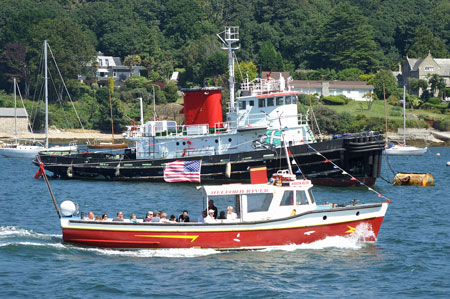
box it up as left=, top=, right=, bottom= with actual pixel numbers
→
left=100, top=72, right=106, bottom=77
left=424, top=67, right=434, bottom=71
left=258, top=98, right=266, bottom=107
left=99, top=59, right=103, bottom=66
left=106, top=59, right=109, bottom=67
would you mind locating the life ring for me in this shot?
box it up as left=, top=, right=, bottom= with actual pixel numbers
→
left=67, top=166, right=73, bottom=178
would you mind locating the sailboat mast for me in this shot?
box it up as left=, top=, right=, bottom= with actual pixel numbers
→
left=44, top=40, right=49, bottom=149
left=14, top=77, right=17, bottom=138
left=403, top=85, right=406, bottom=145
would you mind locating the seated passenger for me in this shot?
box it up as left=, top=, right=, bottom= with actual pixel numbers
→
left=197, top=210, right=207, bottom=223
left=151, top=212, right=161, bottom=222
left=205, top=209, right=216, bottom=223
left=95, top=215, right=101, bottom=220
left=160, top=213, right=169, bottom=223
left=226, top=206, right=237, bottom=220
left=130, top=213, right=137, bottom=223
left=144, top=211, right=153, bottom=222
left=177, top=210, right=190, bottom=222
left=113, top=211, right=124, bottom=221
left=86, top=211, right=95, bottom=221
left=101, top=214, right=108, bottom=221
left=218, top=211, right=226, bottom=220
left=169, top=215, right=176, bottom=222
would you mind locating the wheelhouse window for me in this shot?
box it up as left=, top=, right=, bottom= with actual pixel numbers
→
left=247, top=193, right=272, bottom=212
left=292, top=96, right=297, bottom=104
left=280, top=191, right=294, bottom=206
left=307, top=189, right=315, bottom=204
left=267, top=97, right=274, bottom=106
left=285, top=96, right=292, bottom=104
left=239, top=101, right=246, bottom=110
left=249, top=100, right=254, bottom=107
left=296, top=190, right=309, bottom=205
left=276, top=97, right=284, bottom=105
left=258, top=98, right=266, bottom=107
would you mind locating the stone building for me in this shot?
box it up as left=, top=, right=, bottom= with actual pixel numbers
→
left=0, top=108, right=29, bottom=135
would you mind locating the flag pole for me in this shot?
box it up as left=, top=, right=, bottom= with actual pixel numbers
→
left=36, top=155, right=61, bottom=218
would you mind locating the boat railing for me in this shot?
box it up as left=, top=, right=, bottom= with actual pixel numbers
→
left=238, top=112, right=267, bottom=128
left=240, top=77, right=288, bottom=95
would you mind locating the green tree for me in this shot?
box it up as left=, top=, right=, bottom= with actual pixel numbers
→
left=163, top=81, right=178, bottom=103
left=372, top=70, right=398, bottom=100
left=314, top=3, right=381, bottom=72
left=337, top=68, right=364, bottom=81
left=258, top=41, right=284, bottom=71
left=123, top=55, right=142, bottom=77
left=406, top=24, right=448, bottom=58
left=427, top=74, right=446, bottom=99
left=235, top=61, right=258, bottom=85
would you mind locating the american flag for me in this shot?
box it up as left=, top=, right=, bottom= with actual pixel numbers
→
left=163, top=160, right=202, bottom=183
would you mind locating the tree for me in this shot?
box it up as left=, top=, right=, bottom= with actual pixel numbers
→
left=123, top=55, right=142, bottom=77
left=163, top=81, right=178, bottom=103
left=406, top=24, right=448, bottom=58
left=372, top=70, right=398, bottom=100
left=234, top=61, right=258, bottom=85
left=337, top=68, right=364, bottom=81
left=427, top=74, right=446, bottom=99
left=313, top=3, right=382, bottom=72
left=258, top=41, right=284, bottom=71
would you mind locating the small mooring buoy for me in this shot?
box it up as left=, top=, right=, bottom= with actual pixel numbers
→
left=436, top=153, right=441, bottom=157
left=447, top=161, right=450, bottom=167
left=392, top=172, right=435, bottom=187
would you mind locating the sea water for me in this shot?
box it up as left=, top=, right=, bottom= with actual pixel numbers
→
left=0, top=148, right=449, bottom=298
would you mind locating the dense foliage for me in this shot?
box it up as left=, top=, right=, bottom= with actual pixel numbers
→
left=0, top=0, right=449, bottom=132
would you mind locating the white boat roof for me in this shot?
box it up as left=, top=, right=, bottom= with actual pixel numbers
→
left=202, top=180, right=312, bottom=196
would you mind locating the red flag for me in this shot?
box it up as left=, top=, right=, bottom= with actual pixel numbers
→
left=34, top=163, right=45, bottom=179
left=350, top=177, right=357, bottom=181
left=324, top=159, right=329, bottom=163
left=288, top=150, right=292, bottom=156
left=378, top=194, right=383, bottom=197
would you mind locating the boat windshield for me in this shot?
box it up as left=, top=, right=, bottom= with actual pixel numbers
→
left=296, top=190, right=309, bottom=205
left=307, top=189, right=316, bottom=204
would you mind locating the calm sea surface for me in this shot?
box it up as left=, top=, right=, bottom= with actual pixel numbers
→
left=1, top=148, right=449, bottom=298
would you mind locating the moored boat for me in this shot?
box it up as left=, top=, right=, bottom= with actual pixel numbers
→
left=33, top=27, right=384, bottom=186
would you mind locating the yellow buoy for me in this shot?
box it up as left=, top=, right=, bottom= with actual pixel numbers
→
left=392, top=172, right=435, bottom=187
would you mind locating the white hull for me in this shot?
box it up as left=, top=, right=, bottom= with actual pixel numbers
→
left=0, top=144, right=77, bottom=158
left=384, top=145, right=427, bottom=156
left=0, top=146, right=44, bottom=158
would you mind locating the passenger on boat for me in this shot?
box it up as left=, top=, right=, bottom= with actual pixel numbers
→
left=197, top=210, right=207, bottom=223
left=207, top=200, right=218, bottom=218
left=101, top=214, right=108, bottom=221
left=160, top=213, right=169, bottom=223
left=205, top=209, right=216, bottom=223
left=151, top=212, right=161, bottom=222
left=113, top=211, right=124, bottom=221
left=86, top=211, right=95, bottom=221
left=226, top=206, right=237, bottom=220
left=95, top=216, right=101, bottom=220
left=144, top=211, right=153, bottom=222
left=169, top=215, right=176, bottom=222
left=218, top=211, right=226, bottom=220
left=177, top=210, right=190, bottom=222
left=130, top=213, right=137, bottom=223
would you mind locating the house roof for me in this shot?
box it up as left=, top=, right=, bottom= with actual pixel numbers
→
left=0, top=108, right=28, bottom=117
left=291, top=80, right=373, bottom=90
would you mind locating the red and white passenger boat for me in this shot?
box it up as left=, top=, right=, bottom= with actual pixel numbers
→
left=55, top=168, right=390, bottom=250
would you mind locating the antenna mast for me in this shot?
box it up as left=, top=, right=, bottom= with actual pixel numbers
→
left=217, top=26, right=240, bottom=112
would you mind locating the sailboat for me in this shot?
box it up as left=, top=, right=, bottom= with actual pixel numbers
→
left=0, top=41, right=77, bottom=158
left=385, top=86, right=427, bottom=156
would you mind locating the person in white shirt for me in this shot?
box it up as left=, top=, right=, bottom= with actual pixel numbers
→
left=205, top=209, right=216, bottom=223
left=226, top=206, right=237, bottom=221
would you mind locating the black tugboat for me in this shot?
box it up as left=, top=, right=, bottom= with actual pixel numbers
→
left=33, top=27, right=384, bottom=186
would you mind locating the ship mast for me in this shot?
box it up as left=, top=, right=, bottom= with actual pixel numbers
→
left=217, top=27, right=240, bottom=112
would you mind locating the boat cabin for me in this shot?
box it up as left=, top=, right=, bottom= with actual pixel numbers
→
left=201, top=179, right=316, bottom=222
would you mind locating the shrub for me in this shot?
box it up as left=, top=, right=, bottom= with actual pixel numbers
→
left=428, top=97, right=441, bottom=105
left=322, top=96, right=346, bottom=105
left=438, top=118, right=450, bottom=131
